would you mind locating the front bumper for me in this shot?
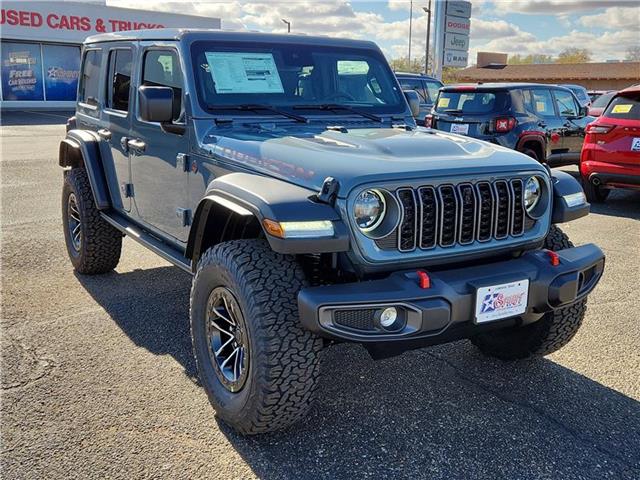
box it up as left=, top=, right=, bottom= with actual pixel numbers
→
left=298, top=244, right=604, bottom=348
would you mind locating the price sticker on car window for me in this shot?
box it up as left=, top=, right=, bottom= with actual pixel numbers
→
left=438, top=97, right=450, bottom=108
left=612, top=104, right=632, bottom=114
left=536, top=101, right=547, bottom=112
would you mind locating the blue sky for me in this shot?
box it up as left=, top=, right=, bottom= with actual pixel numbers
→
left=109, top=0, right=640, bottom=63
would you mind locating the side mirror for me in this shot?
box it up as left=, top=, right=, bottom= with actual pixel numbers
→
left=403, top=90, right=420, bottom=117
left=580, top=105, right=589, bottom=117
left=139, top=86, right=173, bottom=123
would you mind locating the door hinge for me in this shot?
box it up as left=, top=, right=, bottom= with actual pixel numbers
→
left=176, top=208, right=192, bottom=227
left=121, top=183, right=134, bottom=198
left=176, top=153, right=189, bottom=172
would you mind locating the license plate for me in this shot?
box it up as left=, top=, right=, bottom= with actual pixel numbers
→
left=450, top=123, right=469, bottom=135
left=475, top=280, right=529, bottom=324
left=631, top=138, right=640, bottom=152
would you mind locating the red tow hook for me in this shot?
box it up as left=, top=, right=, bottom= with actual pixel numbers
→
left=417, top=270, right=431, bottom=289
left=545, top=250, right=561, bottom=266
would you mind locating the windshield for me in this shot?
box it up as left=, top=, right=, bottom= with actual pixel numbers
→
left=191, top=41, right=405, bottom=116
left=591, top=92, right=615, bottom=108
left=435, top=91, right=508, bottom=114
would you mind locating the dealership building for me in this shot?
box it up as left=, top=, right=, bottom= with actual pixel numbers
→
left=0, top=1, right=220, bottom=109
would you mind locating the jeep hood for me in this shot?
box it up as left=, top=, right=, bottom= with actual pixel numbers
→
left=196, top=122, right=546, bottom=196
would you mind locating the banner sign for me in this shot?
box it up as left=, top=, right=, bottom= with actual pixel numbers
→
left=445, top=15, right=471, bottom=35
left=445, top=33, right=469, bottom=51
left=444, top=49, right=469, bottom=68
left=0, top=1, right=220, bottom=45
left=43, top=44, right=80, bottom=101
left=1, top=42, right=44, bottom=101
left=447, top=1, right=472, bottom=18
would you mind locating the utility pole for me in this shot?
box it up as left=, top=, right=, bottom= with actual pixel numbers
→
left=423, top=1, right=432, bottom=74
left=408, top=0, right=413, bottom=65
left=432, top=0, right=446, bottom=81
left=281, top=18, right=291, bottom=33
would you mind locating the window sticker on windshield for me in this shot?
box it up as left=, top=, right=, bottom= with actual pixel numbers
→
left=612, top=104, right=632, bottom=114
left=536, top=101, right=547, bottom=112
left=438, top=97, right=450, bottom=108
left=205, top=52, right=284, bottom=94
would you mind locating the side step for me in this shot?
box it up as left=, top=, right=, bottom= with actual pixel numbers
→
left=101, top=211, right=192, bottom=274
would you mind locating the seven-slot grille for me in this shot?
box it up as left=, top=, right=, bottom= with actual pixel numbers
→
left=390, top=179, right=525, bottom=252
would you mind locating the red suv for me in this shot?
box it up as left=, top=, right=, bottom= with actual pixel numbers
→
left=580, top=85, right=640, bottom=202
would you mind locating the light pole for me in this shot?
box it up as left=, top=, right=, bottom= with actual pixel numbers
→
left=408, top=0, right=413, bottom=65
left=423, top=2, right=432, bottom=75
left=281, top=18, right=291, bottom=33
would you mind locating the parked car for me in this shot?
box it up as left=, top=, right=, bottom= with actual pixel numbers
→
left=395, top=72, right=443, bottom=119
left=588, top=90, right=616, bottom=117
left=59, top=30, right=604, bottom=435
left=427, top=83, right=593, bottom=165
left=560, top=84, right=591, bottom=107
left=588, top=89, right=609, bottom=102
left=580, top=84, right=640, bottom=202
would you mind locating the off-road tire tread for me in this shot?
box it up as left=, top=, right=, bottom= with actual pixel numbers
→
left=63, top=168, right=122, bottom=274
left=471, top=225, right=587, bottom=360
left=190, top=239, right=322, bottom=435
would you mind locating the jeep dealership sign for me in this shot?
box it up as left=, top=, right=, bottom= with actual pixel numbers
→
left=442, top=1, right=471, bottom=68
left=0, top=1, right=220, bottom=44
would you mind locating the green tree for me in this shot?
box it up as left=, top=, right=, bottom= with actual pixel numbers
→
left=508, top=54, right=554, bottom=65
left=389, top=55, right=427, bottom=73
left=556, top=48, right=591, bottom=64
left=625, top=45, right=640, bottom=61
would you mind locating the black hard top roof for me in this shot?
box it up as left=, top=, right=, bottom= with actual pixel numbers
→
left=84, top=28, right=379, bottom=50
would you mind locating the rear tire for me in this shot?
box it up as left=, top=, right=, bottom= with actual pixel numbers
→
left=190, top=239, right=322, bottom=435
left=583, top=179, right=610, bottom=203
left=62, top=168, right=122, bottom=274
left=471, top=225, right=587, bottom=360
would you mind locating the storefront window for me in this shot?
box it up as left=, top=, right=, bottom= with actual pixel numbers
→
left=42, top=44, right=80, bottom=101
left=1, top=42, right=44, bottom=101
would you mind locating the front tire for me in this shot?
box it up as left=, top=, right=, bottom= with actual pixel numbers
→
left=62, top=168, right=122, bottom=274
left=471, top=226, right=587, bottom=360
left=190, top=239, right=322, bottom=435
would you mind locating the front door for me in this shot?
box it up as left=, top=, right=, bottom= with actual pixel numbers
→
left=527, top=88, right=564, bottom=160
left=129, top=47, right=190, bottom=242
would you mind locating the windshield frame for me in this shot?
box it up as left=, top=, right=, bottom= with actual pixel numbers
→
left=189, top=40, right=407, bottom=118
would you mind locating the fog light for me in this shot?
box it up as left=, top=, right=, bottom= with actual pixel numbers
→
left=379, top=307, right=398, bottom=328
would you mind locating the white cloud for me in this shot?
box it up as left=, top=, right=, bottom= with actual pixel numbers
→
left=492, top=0, right=638, bottom=15
left=578, top=6, right=640, bottom=31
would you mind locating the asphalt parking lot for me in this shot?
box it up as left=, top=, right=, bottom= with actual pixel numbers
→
left=1, top=110, right=639, bottom=480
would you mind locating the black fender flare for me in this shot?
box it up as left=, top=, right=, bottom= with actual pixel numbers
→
left=550, top=170, right=590, bottom=223
left=516, top=132, right=546, bottom=160
left=186, top=172, right=349, bottom=261
left=59, top=129, right=111, bottom=210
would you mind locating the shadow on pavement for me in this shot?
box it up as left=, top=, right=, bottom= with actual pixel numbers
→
left=0, top=110, right=73, bottom=126
left=77, top=266, right=640, bottom=480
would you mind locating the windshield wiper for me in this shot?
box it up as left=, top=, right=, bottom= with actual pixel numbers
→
left=293, top=103, right=383, bottom=123
left=206, top=104, right=308, bottom=123
left=442, top=109, right=464, bottom=115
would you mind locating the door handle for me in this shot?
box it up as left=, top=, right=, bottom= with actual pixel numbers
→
left=97, top=128, right=112, bottom=141
left=127, top=139, right=146, bottom=153
left=537, top=121, right=547, bottom=128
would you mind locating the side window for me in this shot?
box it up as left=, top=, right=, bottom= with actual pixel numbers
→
left=398, top=78, right=427, bottom=103
left=424, top=80, right=442, bottom=103
left=142, top=50, right=184, bottom=122
left=106, top=49, right=132, bottom=112
left=554, top=89, right=579, bottom=117
left=529, top=89, right=556, bottom=117
left=79, top=49, right=102, bottom=106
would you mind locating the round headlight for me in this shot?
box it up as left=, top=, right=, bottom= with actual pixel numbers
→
left=354, top=189, right=385, bottom=231
left=524, top=177, right=542, bottom=213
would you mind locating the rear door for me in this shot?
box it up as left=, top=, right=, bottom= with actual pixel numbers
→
left=552, top=88, right=587, bottom=161
left=593, top=92, right=640, bottom=166
left=525, top=88, right=564, bottom=158
left=101, top=46, right=134, bottom=212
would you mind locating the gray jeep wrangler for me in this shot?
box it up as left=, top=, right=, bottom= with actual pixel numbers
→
left=59, top=29, right=605, bottom=435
